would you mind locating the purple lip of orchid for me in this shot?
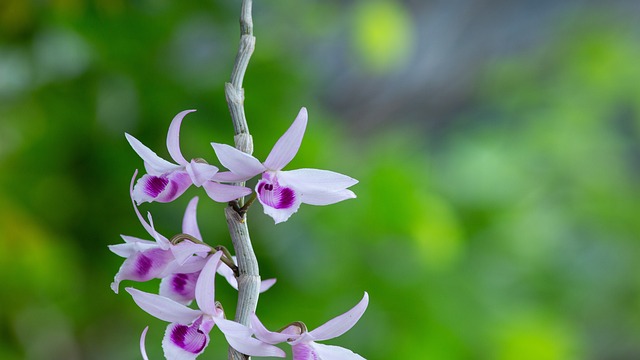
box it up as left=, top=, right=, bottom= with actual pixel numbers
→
left=251, top=292, right=370, bottom=360
left=125, top=109, right=251, bottom=204
left=211, top=107, right=358, bottom=223
left=127, top=252, right=286, bottom=360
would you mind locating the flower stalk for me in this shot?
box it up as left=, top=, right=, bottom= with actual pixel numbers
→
left=225, top=1, right=259, bottom=359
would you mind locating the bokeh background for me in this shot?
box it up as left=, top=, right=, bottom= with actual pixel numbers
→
left=1, top=0, right=640, bottom=359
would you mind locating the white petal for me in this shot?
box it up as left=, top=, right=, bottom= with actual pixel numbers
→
left=125, top=133, right=180, bottom=175
left=278, top=169, right=358, bottom=193
left=259, top=278, right=277, bottom=293
left=171, top=241, right=211, bottom=266
left=186, top=161, right=219, bottom=187
left=140, top=327, right=150, bottom=360
left=216, top=318, right=286, bottom=358
left=250, top=313, right=295, bottom=345
left=181, top=197, right=202, bottom=240
left=312, top=342, right=366, bottom=360
left=166, top=110, right=196, bottom=165
left=126, top=287, right=202, bottom=324
left=309, top=292, right=369, bottom=341
left=217, top=262, right=239, bottom=290
left=202, top=181, right=252, bottom=202
left=264, top=107, right=307, bottom=170
left=195, top=252, right=222, bottom=315
left=211, top=143, right=265, bottom=180
left=256, top=178, right=302, bottom=224
left=301, top=189, right=356, bottom=206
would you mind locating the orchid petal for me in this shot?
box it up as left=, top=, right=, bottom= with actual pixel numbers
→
left=309, top=292, right=369, bottom=341
left=111, top=248, right=175, bottom=293
left=202, top=181, right=252, bottom=202
left=133, top=171, right=192, bottom=204
left=264, top=107, right=308, bottom=170
left=126, top=287, right=202, bottom=324
left=291, top=343, right=321, bottom=360
left=195, top=252, right=222, bottom=315
left=215, top=318, right=286, bottom=358
left=259, top=278, right=277, bottom=293
left=278, top=169, right=358, bottom=193
left=256, top=178, right=302, bottom=224
left=300, top=189, right=357, bottom=206
left=176, top=255, right=209, bottom=274
left=121, top=235, right=156, bottom=245
left=160, top=272, right=200, bottom=305
left=130, top=171, right=156, bottom=237
left=186, top=161, right=219, bottom=187
left=167, top=110, right=196, bottom=166
left=311, top=342, right=366, bottom=360
left=108, top=240, right=157, bottom=258
left=125, top=133, right=180, bottom=175
left=140, top=326, right=150, bottom=360
left=217, top=261, right=239, bottom=290
left=211, top=171, right=250, bottom=183
left=250, top=313, right=295, bottom=345
left=171, top=241, right=211, bottom=265
left=211, top=143, right=265, bottom=180
left=162, top=320, right=209, bottom=360
left=182, top=197, right=202, bottom=240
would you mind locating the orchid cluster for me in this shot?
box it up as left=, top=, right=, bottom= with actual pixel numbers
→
left=110, top=108, right=368, bottom=359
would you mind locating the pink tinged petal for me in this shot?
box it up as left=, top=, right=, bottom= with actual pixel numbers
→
left=202, top=181, right=252, bottom=202
left=186, top=161, right=219, bottom=187
left=260, top=278, right=277, bottom=293
left=125, top=133, right=181, bottom=175
left=292, top=343, right=320, bottom=360
left=278, top=169, right=358, bottom=193
left=256, top=178, right=302, bottom=224
left=182, top=197, right=202, bottom=240
left=160, top=272, right=200, bottom=305
left=215, top=318, right=286, bottom=358
left=130, top=171, right=157, bottom=237
left=300, top=189, right=357, bottom=206
left=217, top=262, right=239, bottom=290
left=264, top=107, right=308, bottom=170
left=108, top=240, right=157, bottom=258
left=111, top=248, right=175, bottom=293
left=309, top=292, right=369, bottom=341
left=166, top=110, right=196, bottom=166
left=195, top=252, right=222, bottom=315
left=163, top=321, right=209, bottom=360
left=140, top=326, right=150, bottom=360
left=311, top=343, right=366, bottom=360
left=250, top=313, right=296, bottom=345
left=212, top=171, right=251, bottom=183
left=171, top=241, right=211, bottom=266
left=176, top=255, right=208, bottom=274
left=133, top=172, right=193, bottom=204
left=126, top=287, right=202, bottom=324
left=211, top=143, right=265, bottom=180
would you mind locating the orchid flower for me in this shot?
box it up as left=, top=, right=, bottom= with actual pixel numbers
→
left=109, top=172, right=211, bottom=293
left=126, top=109, right=251, bottom=204
left=212, top=107, right=358, bottom=223
left=251, top=292, right=369, bottom=359
left=160, top=209, right=276, bottom=304
left=127, top=252, right=286, bottom=359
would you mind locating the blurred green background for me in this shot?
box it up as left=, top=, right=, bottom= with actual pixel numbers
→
left=1, top=0, right=640, bottom=359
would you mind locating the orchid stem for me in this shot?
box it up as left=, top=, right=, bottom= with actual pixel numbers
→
left=224, top=1, right=259, bottom=359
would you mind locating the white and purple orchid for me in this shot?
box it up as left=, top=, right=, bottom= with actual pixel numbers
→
left=127, top=252, right=286, bottom=360
left=126, top=110, right=251, bottom=204
left=251, top=292, right=369, bottom=360
left=212, top=107, right=358, bottom=223
left=109, top=173, right=211, bottom=293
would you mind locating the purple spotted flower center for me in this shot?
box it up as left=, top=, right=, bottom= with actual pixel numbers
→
left=170, top=321, right=207, bottom=354
left=257, top=180, right=296, bottom=209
